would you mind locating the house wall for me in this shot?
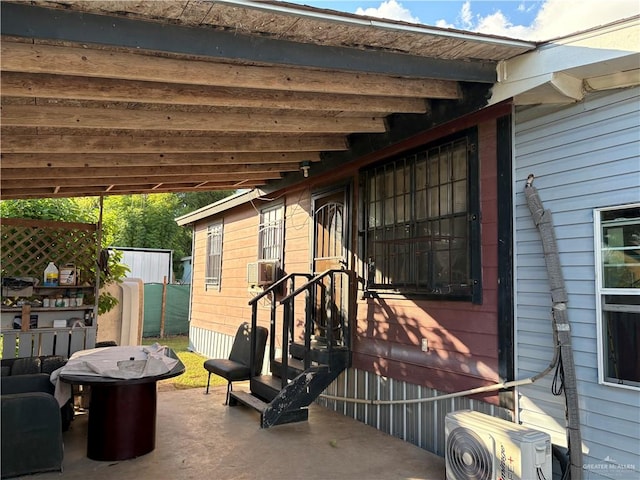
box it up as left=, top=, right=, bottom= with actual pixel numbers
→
left=513, top=87, right=640, bottom=479
left=189, top=190, right=314, bottom=354
left=188, top=108, right=514, bottom=457
left=190, top=205, right=260, bottom=339
left=352, top=119, right=503, bottom=404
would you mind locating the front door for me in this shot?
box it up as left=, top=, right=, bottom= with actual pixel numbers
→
left=312, top=189, right=348, bottom=345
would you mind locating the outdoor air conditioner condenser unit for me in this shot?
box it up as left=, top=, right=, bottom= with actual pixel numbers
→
left=445, top=410, right=552, bottom=480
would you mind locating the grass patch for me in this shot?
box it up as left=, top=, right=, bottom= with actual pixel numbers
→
left=143, top=335, right=226, bottom=390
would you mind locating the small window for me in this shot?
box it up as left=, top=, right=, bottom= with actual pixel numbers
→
left=360, top=128, right=481, bottom=301
left=594, top=204, right=640, bottom=389
left=205, top=221, right=223, bottom=288
left=259, top=205, right=284, bottom=262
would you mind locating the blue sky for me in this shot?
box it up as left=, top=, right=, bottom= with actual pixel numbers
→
left=283, top=0, right=640, bottom=41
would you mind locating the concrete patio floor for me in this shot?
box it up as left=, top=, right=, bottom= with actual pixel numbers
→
left=21, top=384, right=445, bottom=480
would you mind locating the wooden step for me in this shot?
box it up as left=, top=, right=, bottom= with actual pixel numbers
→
left=228, top=390, right=268, bottom=413
left=250, top=374, right=285, bottom=402
left=289, top=342, right=350, bottom=366
left=271, top=356, right=306, bottom=379
left=230, top=387, right=309, bottom=429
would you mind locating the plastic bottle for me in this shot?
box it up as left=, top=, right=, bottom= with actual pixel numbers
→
left=44, top=262, right=59, bottom=286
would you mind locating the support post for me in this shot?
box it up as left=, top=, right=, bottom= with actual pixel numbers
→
left=160, top=276, right=167, bottom=339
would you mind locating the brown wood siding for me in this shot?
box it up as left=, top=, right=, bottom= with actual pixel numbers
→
left=190, top=190, right=314, bottom=341
left=352, top=118, right=502, bottom=404
left=283, top=192, right=312, bottom=274
left=190, top=206, right=261, bottom=337
left=282, top=191, right=314, bottom=340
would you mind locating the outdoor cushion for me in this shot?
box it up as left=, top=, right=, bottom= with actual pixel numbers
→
left=10, top=357, right=41, bottom=376
left=203, top=358, right=251, bottom=381
left=40, top=355, right=67, bottom=375
left=1, top=392, right=63, bottom=478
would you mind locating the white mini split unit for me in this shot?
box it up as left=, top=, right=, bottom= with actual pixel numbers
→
left=445, top=410, right=552, bottom=480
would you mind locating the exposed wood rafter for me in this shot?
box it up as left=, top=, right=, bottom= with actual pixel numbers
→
left=0, top=0, right=534, bottom=199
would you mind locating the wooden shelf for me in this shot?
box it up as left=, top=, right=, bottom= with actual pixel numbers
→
left=1, top=326, right=95, bottom=334
left=34, top=285, right=94, bottom=290
left=1, top=305, right=95, bottom=313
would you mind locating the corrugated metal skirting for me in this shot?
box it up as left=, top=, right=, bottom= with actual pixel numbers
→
left=317, top=368, right=513, bottom=457
left=190, top=325, right=235, bottom=360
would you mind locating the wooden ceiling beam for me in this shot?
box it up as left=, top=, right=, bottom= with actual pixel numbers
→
left=105, top=182, right=263, bottom=193
left=1, top=104, right=386, bottom=133
left=1, top=183, right=261, bottom=199
left=0, top=152, right=321, bottom=169
left=1, top=172, right=281, bottom=189
left=3, top=163, right=300, bottom=180
left=1, top=42, right=461, bottom=99
left=1, top=134, right=348, bottom=154
left=2, top=2, right=501, bottom=82
left=1, top=72, right=430, bottom=114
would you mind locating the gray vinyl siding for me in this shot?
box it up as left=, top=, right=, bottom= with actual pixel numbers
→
left=514, top=87, right=640, bottom=479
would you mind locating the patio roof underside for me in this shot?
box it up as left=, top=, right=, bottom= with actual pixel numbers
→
left=0, top=0, right=534, bottom=200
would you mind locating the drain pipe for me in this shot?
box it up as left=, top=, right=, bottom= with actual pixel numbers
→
left=524, top=174, right=582, bottom=480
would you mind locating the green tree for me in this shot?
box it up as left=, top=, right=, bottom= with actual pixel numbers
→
left=0, top=198, right=93, bottom=222
left=1, top=190, right=234, bottom=280
left=177, top=191, right=233, bottom=212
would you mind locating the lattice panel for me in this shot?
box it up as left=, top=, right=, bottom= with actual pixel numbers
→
left=1, top=218, right=98, bottom=286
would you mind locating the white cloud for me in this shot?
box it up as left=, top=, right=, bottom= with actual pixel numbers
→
left=355, top=0, right=420, bottom=24
left=459, top=1, right=473, bottom=30
left=435, top=19, right=455, bottom=29
left=475, top=10, right=531, bottom=40
left=447, top=0, right=640, bottom=41
left=528, top=0, right=640, bottom=40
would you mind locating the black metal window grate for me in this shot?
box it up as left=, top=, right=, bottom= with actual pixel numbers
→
left=361, top=129, right=481, bottom=300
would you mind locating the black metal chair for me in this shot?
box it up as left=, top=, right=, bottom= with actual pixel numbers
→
left=203, top=322, right=268, bottom=404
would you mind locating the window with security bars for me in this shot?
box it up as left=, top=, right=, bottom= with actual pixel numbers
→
left=205, top=221, right=223, bottom=288
left=259, top=205, right=284, bottom=261
left=361, top=129, right=481, bottom=301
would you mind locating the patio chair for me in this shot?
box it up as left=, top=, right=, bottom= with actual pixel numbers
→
left=203, top=322, right=268, bottom=404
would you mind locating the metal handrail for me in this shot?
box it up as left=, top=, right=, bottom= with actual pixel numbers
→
left=247, top=272, right=310, bottom=306
left=279, top=269, right=354, bottom=371
left=246, top=269, right=353, bottom=390
left=279, top=269, right=343, bottom=304
left=247, top=272, right=312, bottom=382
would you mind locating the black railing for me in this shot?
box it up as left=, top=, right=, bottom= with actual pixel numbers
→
left=281, top=269, right=355, bottom=379
left=248, top=273, right=311, bottom=379
left=248, top=269, right=355, bottom=389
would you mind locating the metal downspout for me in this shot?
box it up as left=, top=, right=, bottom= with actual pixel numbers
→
left=524, top=174, right=583, bottom=480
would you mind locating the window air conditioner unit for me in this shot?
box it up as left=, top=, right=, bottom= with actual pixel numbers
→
left=247, top=260, right=278, bottom=286
left=445, top=410, right=552, bottom=480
